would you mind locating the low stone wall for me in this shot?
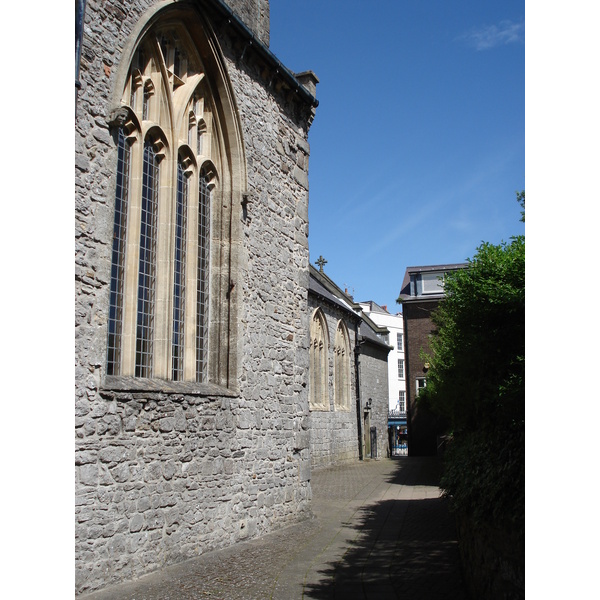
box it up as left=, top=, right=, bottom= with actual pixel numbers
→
left=456, top=513, right=524, bottom=600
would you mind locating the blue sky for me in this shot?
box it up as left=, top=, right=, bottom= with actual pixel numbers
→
left=270, top=0, right=525, bottom=311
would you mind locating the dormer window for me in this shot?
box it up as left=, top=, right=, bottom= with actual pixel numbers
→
left=421, top=272, right=444, bottom=294
left=409, top=271, right=445, bottom=296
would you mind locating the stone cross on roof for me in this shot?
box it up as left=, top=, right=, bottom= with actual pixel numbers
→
left=315, top=255, right=327, bottom=272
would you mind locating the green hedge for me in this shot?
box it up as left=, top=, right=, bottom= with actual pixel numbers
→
left=441, top=425, right=524, bottom=536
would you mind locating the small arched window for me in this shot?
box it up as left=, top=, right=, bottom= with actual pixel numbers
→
left=309, top=308, right=329, bottom=411
left=334, top=320, right=351, bottom=411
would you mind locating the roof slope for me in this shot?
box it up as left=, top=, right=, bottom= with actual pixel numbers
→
left=398, top=263, right=468, bottom=301
left=309, top=265, right=391, bottom=350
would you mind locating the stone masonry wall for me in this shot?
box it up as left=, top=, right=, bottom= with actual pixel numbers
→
left=226, top=0, right=270, bottom=46
left=307, top=296, right=360, bottom=470
left=75, top=0, right=315, bottom=594
left=357, top=343, right=390, bottom=459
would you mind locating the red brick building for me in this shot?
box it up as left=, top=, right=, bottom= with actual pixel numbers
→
left=398, top=264, right=467, bottom=456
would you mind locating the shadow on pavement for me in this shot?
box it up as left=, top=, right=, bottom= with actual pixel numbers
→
left=385, top=455, right=444, bottom=487
left=304, top=459, right=468, bottom=600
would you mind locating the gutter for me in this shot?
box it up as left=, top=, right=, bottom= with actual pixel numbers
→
left=398, top=295, right=445, bottom=305
left=359, top=334, right=393, bottom=353
left=75, top=0, right=87, bottom=108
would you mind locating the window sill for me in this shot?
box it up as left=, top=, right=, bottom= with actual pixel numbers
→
left=101, top=375, right=239, bottom=397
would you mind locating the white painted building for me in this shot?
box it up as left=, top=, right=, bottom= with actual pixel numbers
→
left=358, top=302, right=406, bottom=413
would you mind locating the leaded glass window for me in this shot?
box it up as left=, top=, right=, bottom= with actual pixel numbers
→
left=107, top=127, right=130, bottom=375
left=106, top=18, right=239, bottom=386
left=135, top=141, right=159, bottom=377
left=142, top=83, right=151, bottom=120
left=196, top=173, right=210, bottom=382
left=172, top=159, right=188, bottom=380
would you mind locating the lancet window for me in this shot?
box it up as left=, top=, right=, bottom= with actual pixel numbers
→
left=334, top=321, right=351, bottom=410
left=106, top=128, right=131, bottom=375
left=309, top=308, right=329, bottom=411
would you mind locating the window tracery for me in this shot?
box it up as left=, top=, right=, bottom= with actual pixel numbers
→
left=334, top=321, right=351, bottom=411
left=106, top=19, right=231, bottom=385
left=309, top=309, right=329, bottom=411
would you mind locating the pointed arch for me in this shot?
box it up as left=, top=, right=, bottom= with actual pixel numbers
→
left=309, top=308, right=329, bottom=411
left=106, top=2, right=246, bottom=390
left=334, top=320, right=351, bottom=411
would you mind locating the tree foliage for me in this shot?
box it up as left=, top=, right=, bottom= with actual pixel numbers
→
left=517, top=190, right=525, bottom=223
left=419, top=235, right=525, bottom=431
left=419, top=195, right=525, bottom=533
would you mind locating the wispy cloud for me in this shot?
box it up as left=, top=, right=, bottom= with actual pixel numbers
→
left=361, top=143, right=522, bottom=259
left=363, top=196, right=445, bottom=259
left=458, top=19, right=524, bottom=51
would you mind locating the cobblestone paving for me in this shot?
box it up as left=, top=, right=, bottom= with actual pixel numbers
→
left=79, top=457, right=468, bottom=600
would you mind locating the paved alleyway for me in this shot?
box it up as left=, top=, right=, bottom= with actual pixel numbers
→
left=79, top=457, right=468, bottom=600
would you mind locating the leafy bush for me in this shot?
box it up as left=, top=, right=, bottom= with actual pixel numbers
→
left=418, top=212, right=524, bottom=535
left=440, top=426, right=524, bottom=535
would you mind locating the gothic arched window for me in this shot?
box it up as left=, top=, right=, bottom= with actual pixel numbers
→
left=334, top=320, right=351, bottom=411
left=309, top=308, right=329, bottom=411
left=105, top=12, right=244, bottom=389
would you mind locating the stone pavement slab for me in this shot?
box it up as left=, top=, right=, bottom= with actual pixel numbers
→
left=78, top=457, right=468, bottom=600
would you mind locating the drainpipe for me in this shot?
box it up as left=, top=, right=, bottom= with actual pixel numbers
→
left=354, top=322, right=363, bottom=461
left=75, top=0, right=87, bottom=110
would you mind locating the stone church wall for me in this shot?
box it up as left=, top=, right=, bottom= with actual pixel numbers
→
left=75, top=0, right=315, bottom=594
left=307, top=296, right=360, bottom=470
left=357, top=342, right=391, bottom=459
left=226, top=0, right=270, bottom=45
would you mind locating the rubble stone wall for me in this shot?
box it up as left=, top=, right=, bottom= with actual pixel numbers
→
left=75, top=0, right=315, bottom=594
left=307, top=297, right=360, bottom=470
left=357, top=342, right=390, bottom=459
left=226, top=0, right=270, bottom=45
